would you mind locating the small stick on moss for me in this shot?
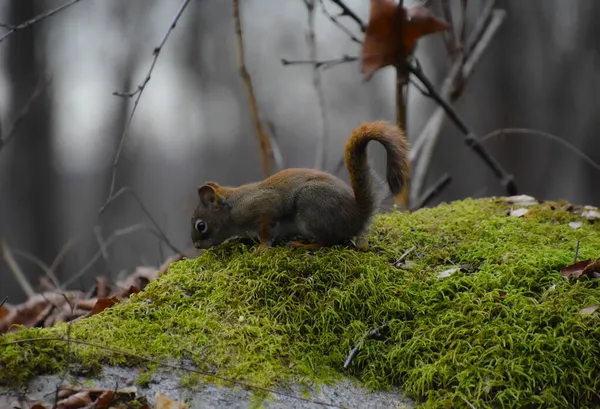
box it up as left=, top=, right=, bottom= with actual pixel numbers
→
left=460, top=395, right=477, bottom=409
left=343, top=321, right=391, bottom=369
left=574, top=239, right=581, bottom=264
left=390, top=246, right=415, bottom=267
left=1, top=337, right=345, bottom=409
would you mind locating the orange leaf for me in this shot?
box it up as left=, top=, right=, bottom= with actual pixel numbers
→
left=82, top=296, right=120, bottom=319
left=361, top=0, right=448, bottom=81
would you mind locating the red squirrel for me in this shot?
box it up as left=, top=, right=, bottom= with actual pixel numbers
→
left=190, top=121, right=410, bottom=253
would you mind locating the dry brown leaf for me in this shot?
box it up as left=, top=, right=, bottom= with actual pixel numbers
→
left=56, top=390, right=93, bottom=409
left=80, top=296, right=120, bottom=319
left=560, top=259, right=599, bottom=279
left=93, top=390, right=115, bottom=409
left=361, top=0, right=448, bottom=80
left=155, top=392, right=189, bottom=409
left=29, top=404, right=47, bottom=409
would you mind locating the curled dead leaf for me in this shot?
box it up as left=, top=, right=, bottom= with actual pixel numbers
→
left=560, top=259, right=600, bottom=279
left=362, top=0, right=447, bottom=81
left=504, top=195, right=538, bottom=206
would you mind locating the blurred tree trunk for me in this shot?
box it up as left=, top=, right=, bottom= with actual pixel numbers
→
left=5, top=0, right=58, bottom=286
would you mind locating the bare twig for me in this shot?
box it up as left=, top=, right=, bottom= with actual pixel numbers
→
left=281, top=55, right=358, bottom=69
left=266, top=121, right=286, bottom=171
left=0, top=76, right=52, bottom=153
left=479, top=128, right=600, bottom=173
left=303, top=0, right=330, bottom=171
left=440, top=0, right=458, bottom=56
left=328, top=0, right=366, bottom=32
left=101, top=0, right=192, bottom=214
left=343, top=321, right=390, bottom=369
left=412, top=173, right=452, bottom=210
left=409, top=3, right=505, bottom=202
left=0, top=239, right=36, bottom=298
left=233, top=0, right=274, bottom=177
left=2, top=337, right=344, bottom=408
left=408, top=60, right=516, bottom=196
left=319, top=0, right=363, bottom=44
left=0, top=296, right=7, bottom=309
left=11, top=248, right=61, bottom=289
left=60, top=223, right=150, bottom=289
left=100, top=187, right=181, bottom=255
left=0, top=0, right=85, bottom=44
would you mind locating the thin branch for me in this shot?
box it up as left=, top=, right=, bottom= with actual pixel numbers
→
left=266, top=120, right=286, bottom=171
left=11, top=248, right=61, bottom=289
left=3, top=337, right=344, bottom=409
left=0, top=296, right=7, bottom=309
left=281, top=55, right=358, bottom=69
left=440, top=0, right=458, bottom=56
left=303, top=0, right=330, bottom=171
left=319, top=0, right=363, bottom=44
left=408, top=60, right=516, bottom=195
left=60, top=223, right=150, bottom=290
left=0, top=76, right=52, bottom=153
left=101, top=0, right=192, bottom=214
left=0, top=239, right=36, bottom=298
left=328, top=0, right=366, bottom=32
left=0, top=0, right=85, bottom=44
left=412, top=173, right=452, bottom=210
left=479, top=128, right=600, bottom=173
left=97, top=187, right=181, bottom=255
left=409, top=3, right=504, bottom=202
left=233, top=0, right=274, bottom=177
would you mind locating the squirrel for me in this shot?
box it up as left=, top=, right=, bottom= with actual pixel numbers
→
left=190, top=120, right=410, bottom=253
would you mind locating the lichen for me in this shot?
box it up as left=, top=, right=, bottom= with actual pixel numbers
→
left=1, top=197, right=600, bottom=408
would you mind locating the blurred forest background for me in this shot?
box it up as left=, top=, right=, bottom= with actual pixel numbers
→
left=1, top=0, right=599, bottom=303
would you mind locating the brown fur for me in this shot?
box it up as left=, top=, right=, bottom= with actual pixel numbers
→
left=191, top=121, right=410, bottom=251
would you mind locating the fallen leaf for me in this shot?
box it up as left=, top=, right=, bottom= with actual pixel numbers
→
left=436, top=267, right=460, bottom=278
left=56, top=390, right=92, bottom=409
left=93, top=390, right=114, bottom=409
left=504, top=195, right=538, bottom=206
left=81, top=296, right=120, bottom=319
left=155, top=392, right=189, bottom=409
left=29, top=404, right=47, bottom=409
left=569, top=221, right=583, bottom=230
left=579, top=304, right=600, bottom=315
left=560, top=259, right=597, bottom=279
left=361, top=0, right=448, bottom=80
left=509, top=208, right=528, bottom=218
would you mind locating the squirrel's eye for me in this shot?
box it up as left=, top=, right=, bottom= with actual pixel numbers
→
left=194, top=219, right=207, bottom=233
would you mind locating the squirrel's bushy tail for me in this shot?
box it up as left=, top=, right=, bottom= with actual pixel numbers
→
left=344, top=121, right=410, bottom=213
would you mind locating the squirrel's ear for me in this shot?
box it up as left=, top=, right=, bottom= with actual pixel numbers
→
left=198, top=184, right=220, bottom=207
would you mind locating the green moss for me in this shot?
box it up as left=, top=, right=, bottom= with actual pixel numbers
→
left=2, top=197, right=600, bottom=408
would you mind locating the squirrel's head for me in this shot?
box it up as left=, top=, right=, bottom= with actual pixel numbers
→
left=191, top=182, right=232, bottom=249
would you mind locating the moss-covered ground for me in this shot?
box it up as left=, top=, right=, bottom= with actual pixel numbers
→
left=1, top=197, right=600, bottom=408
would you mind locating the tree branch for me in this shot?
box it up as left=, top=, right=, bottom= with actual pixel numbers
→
left=412, top=173, right=452, bottom=210
left=304, top=0, right=330, bottom=171
left=0, top=0, right=85, bottom=44
left=319, top=0, right=363, bottom=44
left=328, top=0, right=366, bottom=32
left=281, top=55, right=358, bottom=69
left=408, top=60, right=516, bottom=196
left=0, top=76, right=52, bottom=154
left=233, top=0, right=274, bottom=177
left=100, top=0, right=192, bottom=214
